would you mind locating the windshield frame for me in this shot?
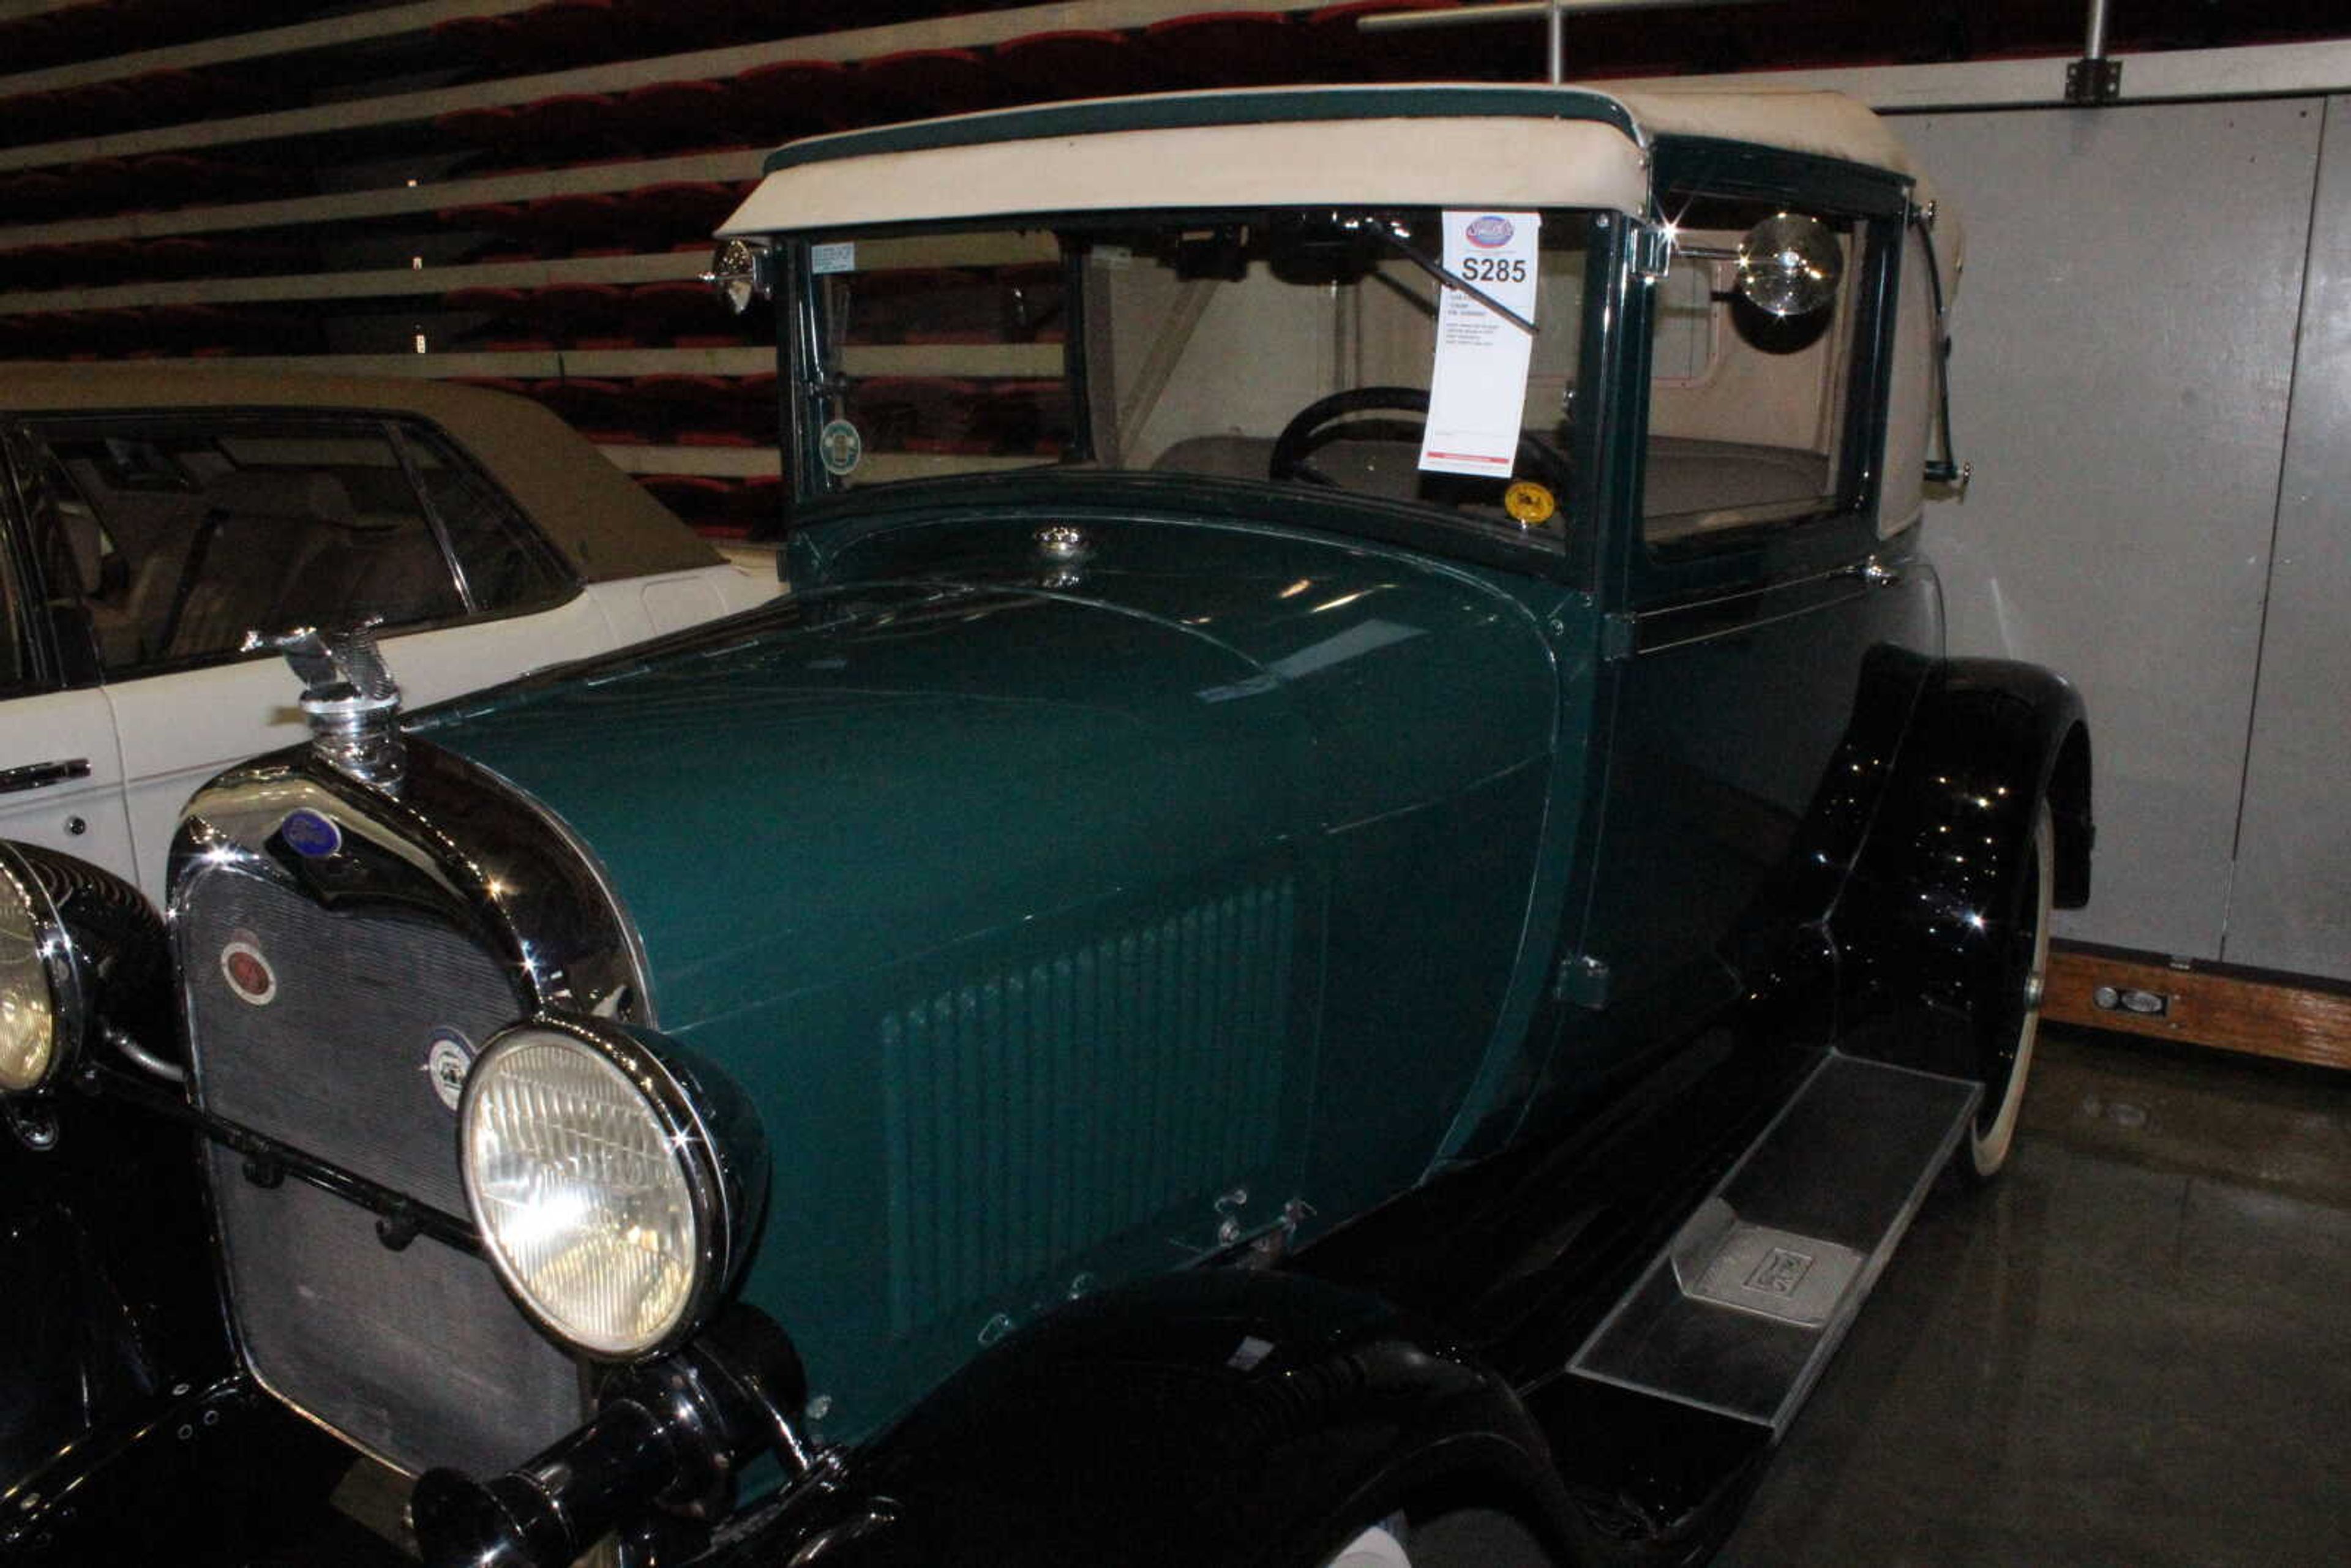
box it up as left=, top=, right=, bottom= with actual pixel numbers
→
left=774, top=206, right=1624, bottom=585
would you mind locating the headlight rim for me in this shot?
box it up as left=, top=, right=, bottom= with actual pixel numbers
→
left=458, top=1013, right=741, bottom=1363
left=0, top=841, right=88, bottom=1097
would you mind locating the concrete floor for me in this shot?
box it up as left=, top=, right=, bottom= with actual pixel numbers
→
left=1718, top=1026, right=2351, bottom=1567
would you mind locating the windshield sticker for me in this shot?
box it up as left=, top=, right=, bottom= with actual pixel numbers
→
left=1504, top=480, right=1558, bottom=527
left=810, top=241, right=856, bottom=275
left=819, top=418, right=864, bottom=476
left=1419, top=209, right=1540, bottom=480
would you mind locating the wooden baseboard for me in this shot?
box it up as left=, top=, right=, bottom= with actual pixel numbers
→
left=2044, top=943, right=2351, bottom=1072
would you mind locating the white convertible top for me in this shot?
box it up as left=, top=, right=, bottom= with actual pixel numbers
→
left=720, top=83, right=1919, bottom=237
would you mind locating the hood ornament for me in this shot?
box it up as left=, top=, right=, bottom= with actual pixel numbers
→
left=1034, top=524, right=1090, bottom=590
left=244, top=623, right=405, bottom=793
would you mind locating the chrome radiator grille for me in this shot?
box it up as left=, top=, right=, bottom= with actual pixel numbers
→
left=178, top=860, right=589, bottom=1477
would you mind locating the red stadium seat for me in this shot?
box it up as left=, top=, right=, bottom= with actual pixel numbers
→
left=1303, top=2, right=1473, bottom=83
left=430, top=13, right=520, bottom=80
left=1141, top=12, right=1306, bottom=89
left=727, top=59, right=861, bottom=144
left=854, top=48, right=1001, bottom=121
left=992, top=31, right=1149, bottom=105
left=625, top=279, right=728, bottom=343
left=434, top=104, right=522, bottom=148
left=613, top=79, right=735, bottom=154
left=506, top=0, right=634, bottom=71
left=511, top=92, right=623, bottom=155
left=637, top=473, right=735, bottom=526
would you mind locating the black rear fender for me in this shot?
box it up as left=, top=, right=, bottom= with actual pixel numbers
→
left=1835, top=658, right=2090, bottom=1075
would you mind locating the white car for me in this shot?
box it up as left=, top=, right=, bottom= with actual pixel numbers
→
left=0, top=368, right=779, bottom=899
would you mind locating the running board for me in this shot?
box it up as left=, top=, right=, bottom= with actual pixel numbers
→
left=1567, top=1052, right=1978, bottom=1435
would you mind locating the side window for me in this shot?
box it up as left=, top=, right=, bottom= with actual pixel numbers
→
left=1641, top=193, right=1865, bottom=552
left=1877, top=223, right=1940, bottom=539
left=0, top=512, right=32, bottom=694
left=19, top=415, right=468, bottom=678
left=396, top=427, right=571, bottom=613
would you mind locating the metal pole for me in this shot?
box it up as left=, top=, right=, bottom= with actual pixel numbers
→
left=1361, top=0, right=1769, bottom=34
left=1548, top=0, right=1564, bottom=84
left=2065, top=0, right=2121, bottom=104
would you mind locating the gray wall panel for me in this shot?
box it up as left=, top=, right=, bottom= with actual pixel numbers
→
left=1899, top=102, right=2323, bottom=959
left=2227, top=96, right=2351, bottom=981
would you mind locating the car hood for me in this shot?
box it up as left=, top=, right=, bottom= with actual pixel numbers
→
left=417, top=575, right=1318, bottom=1029
left=407, top=507, right=1563, bottom=1444
left=416, top=509, right=1558, bottom=1033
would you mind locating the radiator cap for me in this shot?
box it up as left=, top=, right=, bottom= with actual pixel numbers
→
left=242, top=622, right=405, bottom=794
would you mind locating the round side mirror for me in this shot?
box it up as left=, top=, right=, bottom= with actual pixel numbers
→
left=703, top=238, right=771, bottom=316
left=1737, top=214, right=1842, bottom=318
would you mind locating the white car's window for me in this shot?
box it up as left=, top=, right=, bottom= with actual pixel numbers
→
left=0, top=528, right=30, bottom=693
left=396, top=427, right=571, bottom=614
left=18, top=415, right=563, bottom=679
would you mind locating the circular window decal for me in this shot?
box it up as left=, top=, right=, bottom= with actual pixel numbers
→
left=819, top=419, right=863, bottom=476
left=1504, top=481, right=1557, bottom=527
left=220, top=934, right=277, bottom=1006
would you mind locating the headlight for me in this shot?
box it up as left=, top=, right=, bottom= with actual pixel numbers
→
left=459, top=1016, right=760, bottom=1360
left=0, top=842, right=83, bottom=1095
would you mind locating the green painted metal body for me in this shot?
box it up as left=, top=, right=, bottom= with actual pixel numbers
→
left=416, top=477, right=1600, bottom=1441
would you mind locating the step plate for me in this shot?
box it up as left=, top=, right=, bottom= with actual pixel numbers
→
left=1569, top=1052, right=1979, bottom=1433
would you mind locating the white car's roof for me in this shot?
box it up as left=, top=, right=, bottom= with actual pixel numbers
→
left=720, top=83, right=1916, bottom=237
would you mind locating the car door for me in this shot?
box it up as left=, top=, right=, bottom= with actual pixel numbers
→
left=1569, top=163, right=1939, bottom=1082
left=0, top=434, right=137, bottom=879
left=8, top=410, right=604, bottom=901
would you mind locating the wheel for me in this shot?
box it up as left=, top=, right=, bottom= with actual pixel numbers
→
left=1327, top=1522, right=1412, bottom=1568
left=1322, top=1509, right=1558, bottom=1568
left=1964, top=800, right=2053, bottom=1180
left=1267, top=386, right=1572, bottom=497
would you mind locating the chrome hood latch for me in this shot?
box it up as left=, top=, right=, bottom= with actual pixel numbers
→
left=244, top=623, right=405, bottom=793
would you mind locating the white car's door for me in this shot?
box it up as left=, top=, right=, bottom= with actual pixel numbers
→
left=0, top=483, right=137, bottom=880
left=0, top=689, right=135, bottom=882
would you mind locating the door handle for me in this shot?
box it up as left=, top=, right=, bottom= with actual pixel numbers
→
left=0, top=759, right=91, bottom=795
left=1838, top=558, right=1903, bottom=590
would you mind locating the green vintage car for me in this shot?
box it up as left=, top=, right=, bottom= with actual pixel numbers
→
left=1, top=84, right=2090, bottom=1568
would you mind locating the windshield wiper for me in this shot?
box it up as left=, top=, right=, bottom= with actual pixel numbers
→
left=1341, top=216, right=1536, bottom=337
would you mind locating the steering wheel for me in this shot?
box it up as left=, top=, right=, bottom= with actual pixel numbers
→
left=1267, top=385, right=1573, bottom=497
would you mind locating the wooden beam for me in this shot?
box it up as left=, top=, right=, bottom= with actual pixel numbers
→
left=2044, top=943, right=2351, bottom=1072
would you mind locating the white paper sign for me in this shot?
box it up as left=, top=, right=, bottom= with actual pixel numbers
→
left=1417, top=210, right=1540, bottom=479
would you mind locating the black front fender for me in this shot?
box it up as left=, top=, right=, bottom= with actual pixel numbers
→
left=734, top=1269, right=1576, bottom=1568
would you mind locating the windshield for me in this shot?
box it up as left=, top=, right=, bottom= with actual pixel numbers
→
left=790, top=208, right=1605, bottom=552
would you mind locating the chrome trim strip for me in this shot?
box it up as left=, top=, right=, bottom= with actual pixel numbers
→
left=0, top=758, right=91, bottom=795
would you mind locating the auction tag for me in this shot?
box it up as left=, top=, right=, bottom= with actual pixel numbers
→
left=1418, top=211, right=1540, bottom=479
